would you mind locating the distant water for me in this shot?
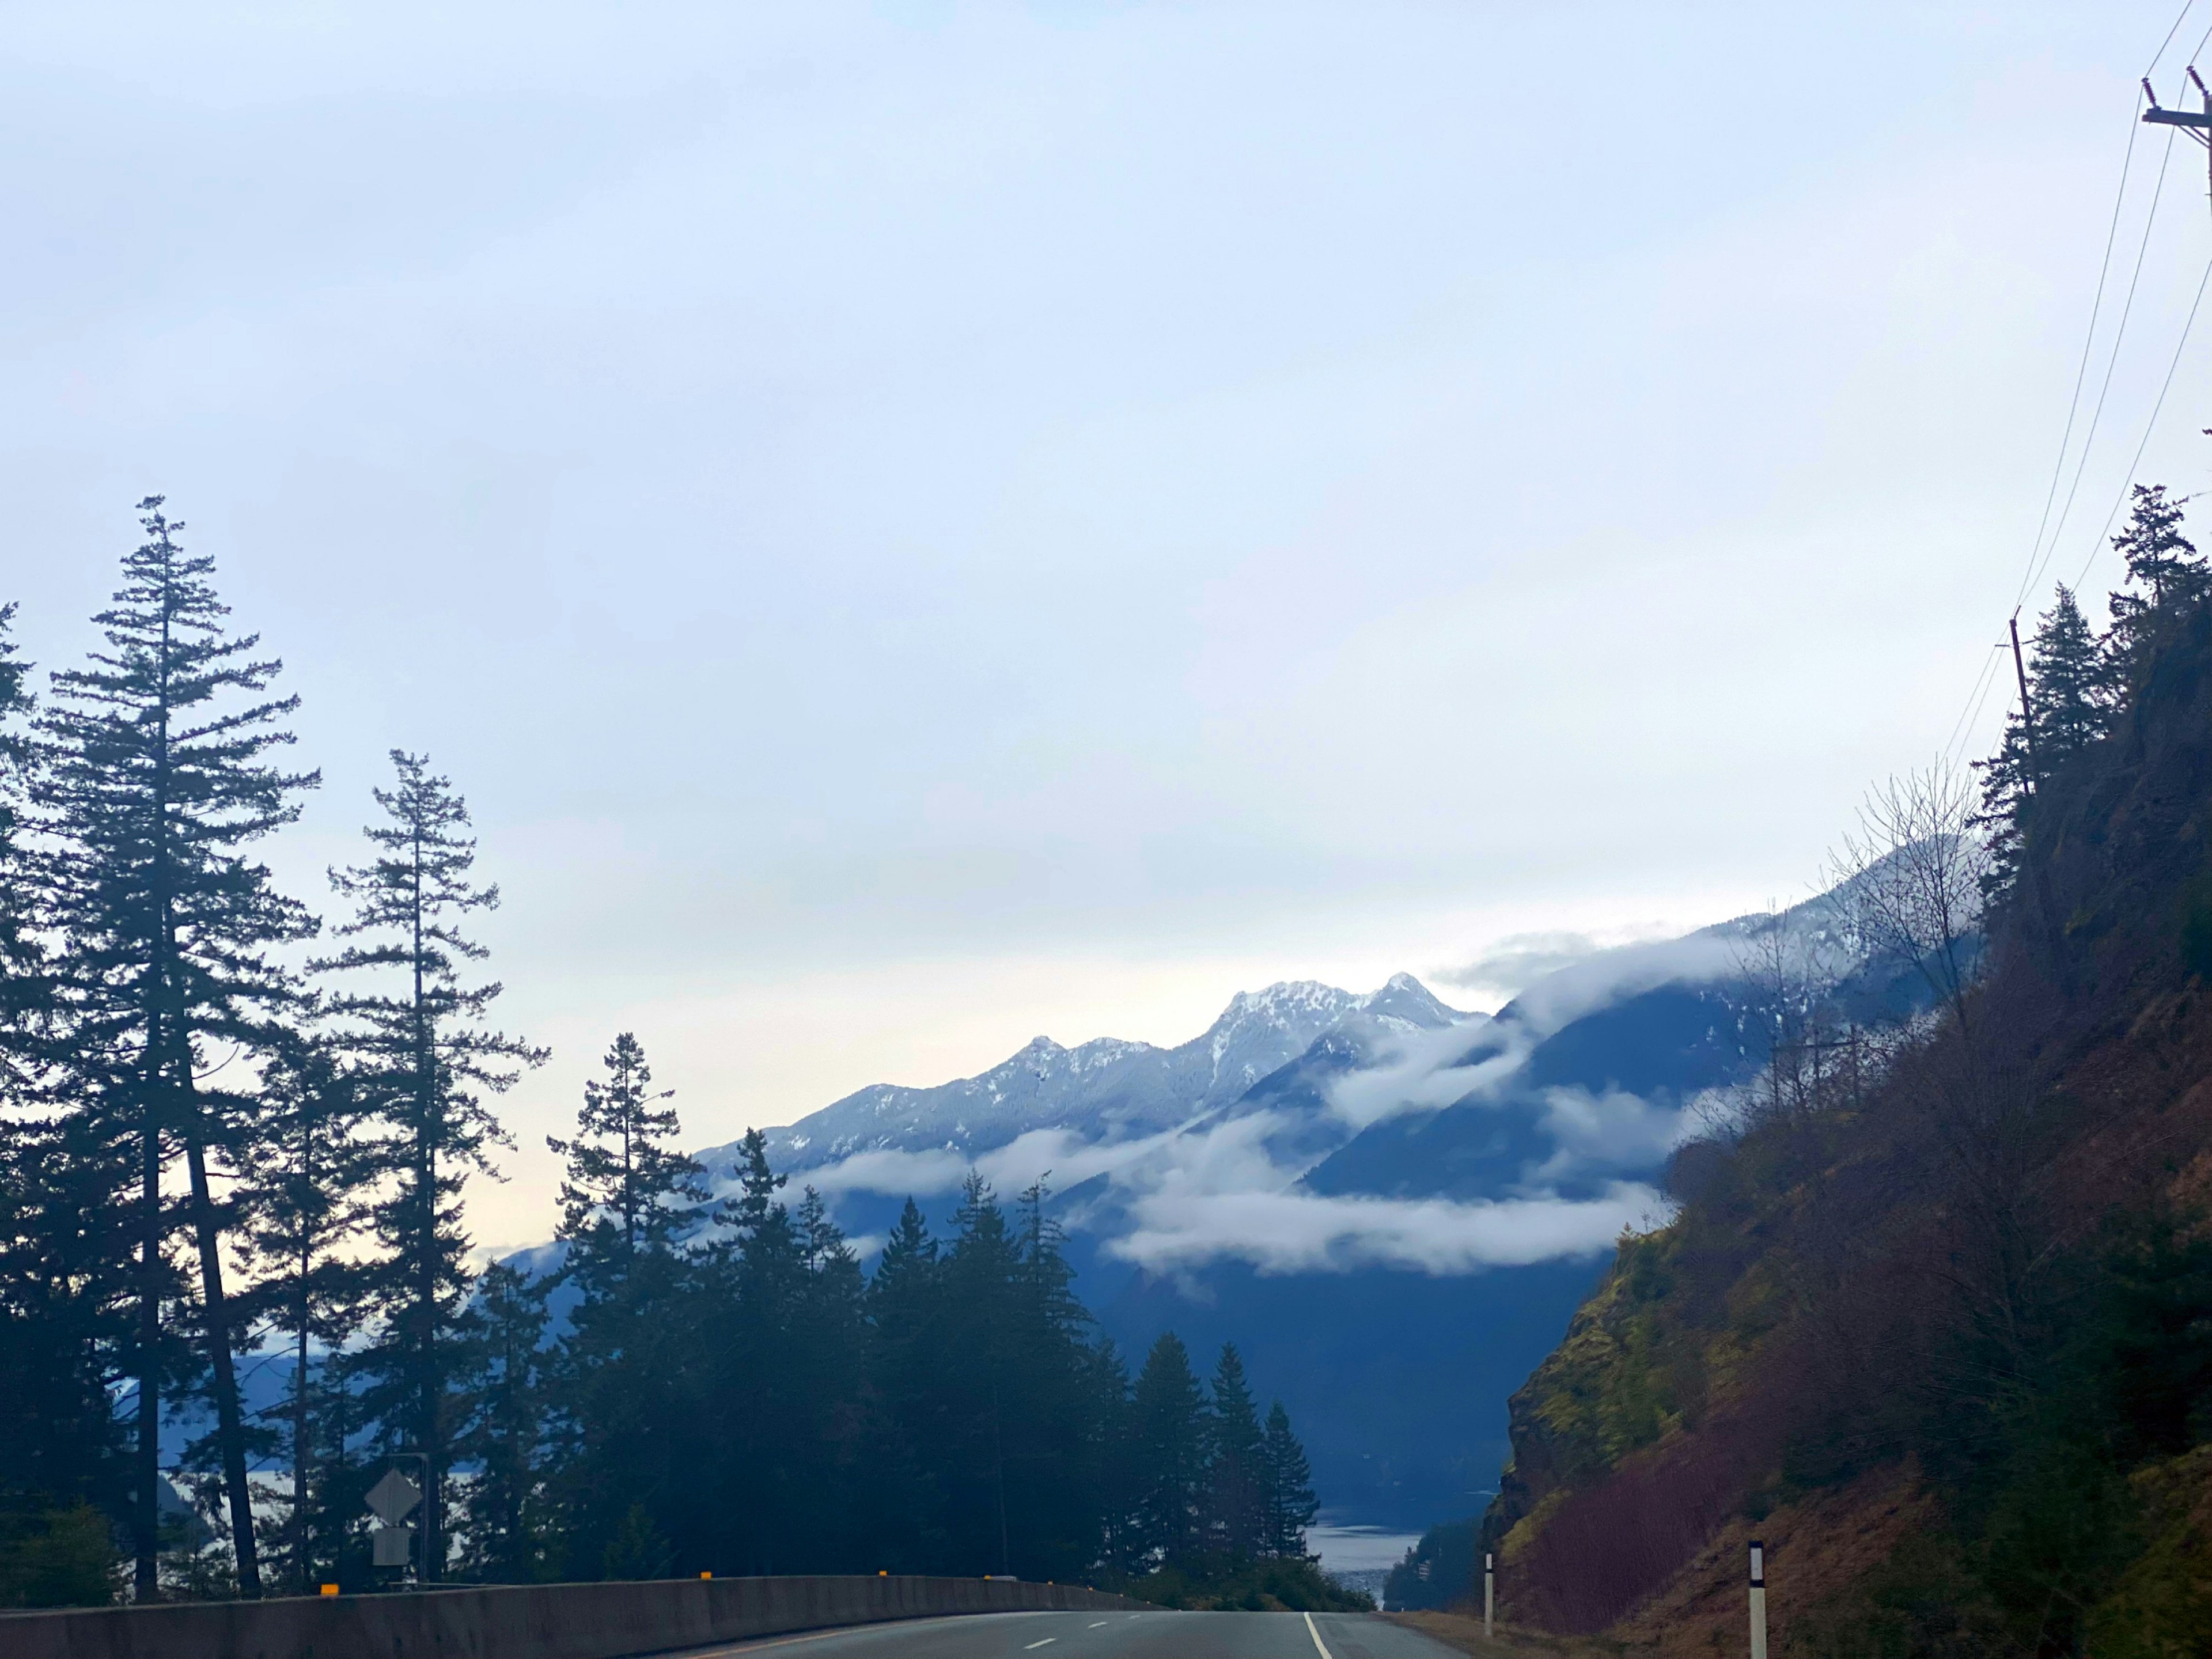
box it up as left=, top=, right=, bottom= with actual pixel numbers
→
left=1310, top=1524, right=1419, bottom=1603
left=1308, top=1524, right=1421, bottom=1573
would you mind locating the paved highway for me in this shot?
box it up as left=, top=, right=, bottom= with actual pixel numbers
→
left=671, top=1609, right=1467, bottom=1659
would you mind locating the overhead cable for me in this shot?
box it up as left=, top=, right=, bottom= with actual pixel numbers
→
left=2018, top=126, right=2179, bottom=607
left=2071, top=247, right=2212, bottom=591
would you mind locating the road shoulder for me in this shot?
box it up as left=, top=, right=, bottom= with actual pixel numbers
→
left=1382, top=1610, right=1620, bottom=1658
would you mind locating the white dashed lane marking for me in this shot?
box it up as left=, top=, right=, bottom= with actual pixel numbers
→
left=1303, top=1612, right=1333, bottom=1659
left=1025, top=1641, right=1056, bottom=1650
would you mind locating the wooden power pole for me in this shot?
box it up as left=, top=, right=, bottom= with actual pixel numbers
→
left=2143, top=67, right=2212, bottom=203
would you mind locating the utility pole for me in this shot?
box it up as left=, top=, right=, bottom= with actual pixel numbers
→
left=2008, top=615, right=2038, bottom=775
left=2143, top=68, right=2212, bottom=204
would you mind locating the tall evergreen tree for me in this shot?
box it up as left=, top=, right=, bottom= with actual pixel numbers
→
left=2106, top=483, right=2210, bottom=680
left=1132, top=1332, right=1209, bottom=1567
left=236, top=1030, right=377, bottom=1594
left=456, top=1262, right=551, bottom=1584
left=935, top=1174, right=1025, bottom=1575
left=1205, top=1343, right=1266, bottom=1560
left=0, top=1105, right=135, bottom=1598
left=1979, top=585, right=2113, bottom=886
left=543, top=1035, right=703, bottom=1576
left=0, top=604, right=43, bottom=1082
left=864, top=1198, right=947, bottom=1569
left=546, top=1033, right=704, bottom=1262
left=1260, top=1400, right=1317, bottom=1560
left=319, top=751, right=543, bottom=1581
left=690, top=1130, right=798, bottom=1573
left=35, top=500, right=317, bottom=1598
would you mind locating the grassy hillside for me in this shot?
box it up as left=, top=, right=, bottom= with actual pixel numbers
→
left=1478, top=529, right=2212, bottom=1657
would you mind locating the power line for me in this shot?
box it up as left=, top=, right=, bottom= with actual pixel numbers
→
left=2018, top=125, right=2179, bottom=606
left=1965, top=15, right=2206, bottom=763
left=2190, top=18, right=2212, bottom=75
left=1942, top=643, right=2008, bottom=764
left=2071, top=246, right=2212, bottom=590
left=2013, top=101, right=2149, bottom=611
left=2148, top=1, right=2200, bottom=78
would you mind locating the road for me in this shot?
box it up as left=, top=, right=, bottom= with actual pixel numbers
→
left=670, top=1609, right=1469, bottom=1659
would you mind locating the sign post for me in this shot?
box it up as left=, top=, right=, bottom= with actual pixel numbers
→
left=366, top=1467, right=423, bottom=1575
left=1483, top=1552, right=1494, bottom=1640
left=1748, top=1540, right=1767, bottom=1659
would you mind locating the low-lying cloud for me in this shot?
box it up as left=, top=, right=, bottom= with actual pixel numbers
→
left=1107, top=1183, right=1668, bottom=1275
left=1321, top=1017, right=1521, bottom=1129
left=1437, top=931, right=1605, bottom=995
left=773, top=933, right=1739, bottom=1277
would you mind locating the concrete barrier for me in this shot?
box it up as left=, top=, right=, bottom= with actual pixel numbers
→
left=0, top=1573, right=1154, bottom=1659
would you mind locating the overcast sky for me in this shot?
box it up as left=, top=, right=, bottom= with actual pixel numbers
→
left=7, top=2, right=2210, bottom=1248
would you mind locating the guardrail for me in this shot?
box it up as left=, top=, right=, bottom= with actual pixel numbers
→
left=0, top=1571, right=1153, bottom=1659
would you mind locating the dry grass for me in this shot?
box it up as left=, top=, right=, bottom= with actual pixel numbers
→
left=1385, top=1609, right=1623, bottom=1658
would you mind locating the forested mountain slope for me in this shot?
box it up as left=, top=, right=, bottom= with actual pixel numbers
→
left=1476, top=494, right=2212, bottom=1657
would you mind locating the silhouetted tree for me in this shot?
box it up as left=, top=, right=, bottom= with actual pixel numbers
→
left=36, top=500, right=317, bottom=1597
left=547, top=1032, right=704, bottom=1262
left=237, top=1031, right=377, bottom=1593
left=1133, top=1332, right=1209, bottom=1567
left=1205, top=1343, right=1266, bottom=1560
left=544, top=1035, right=703, bottom=1577
left=1260, top=1400, right=1317, bottom=1559
left=320, top=751, right=543, bottom=1581
left=457, top=1262, right=552, bottom=1584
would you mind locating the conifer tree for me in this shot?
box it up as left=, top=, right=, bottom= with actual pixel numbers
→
left=2106, top=483, right=2210, bottom=680
left=0, top=1104, right=135, bottom=1587
left=457, top=1262, right=551, bottom=1584
left=1132, top=1332, right=1208, bottom=1567
left=237, top=1031, right=376, bottom=1593
left=1979, top=585, right=2114, bottom=888
left=546, top=1033, right=703, bottom=1264
left=864, top=1198, right=946, bottom=1568
left=36, top=501, right=317, bottom=1598
left=868, top=1199, right=940, bottom=1355
left=690, top=1129, right=801, bottom=1572
left=1260, top=1400, right=1317, bottom=1559
left=0, top=604, right=42, bottom=1081
left=937, top=1174, right=1024, bottom=1574
left=1205, top=1343, right=1266, bottom=1560
left=320, top=751, right=543, bottom=1581
left=543, top=1036, right=703, bottom=1575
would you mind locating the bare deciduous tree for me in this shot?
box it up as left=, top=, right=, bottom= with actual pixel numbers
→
left=1831, top=761, right=1991, bottom=1034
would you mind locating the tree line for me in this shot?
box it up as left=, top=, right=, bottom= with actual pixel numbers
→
left=0, top=500, right=1321, bottom=1604
left=1471, top=471, right=2212, bottom=1655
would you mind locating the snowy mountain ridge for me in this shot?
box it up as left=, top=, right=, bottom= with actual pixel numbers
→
left=695, top=971, right=1468, bottom=1181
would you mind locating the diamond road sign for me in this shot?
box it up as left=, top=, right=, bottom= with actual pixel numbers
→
left=365, top=1469, right=422, bottom=1526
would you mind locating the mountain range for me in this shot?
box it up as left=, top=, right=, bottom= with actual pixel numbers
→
left=690, top=882, right=1916, bottom=1530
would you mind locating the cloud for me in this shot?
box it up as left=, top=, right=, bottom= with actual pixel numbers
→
left=1498, top=933, right=1744, bottom=1037
left=779, top=939, right=1729, bottom=1278
left=1321, top=1018, right=1527, bottom=1129
left=1436, top=931, right=1604, bottom=995
left=1106, top=1183, right=1668, bottom=1275
left=1319, top=932, right=1748, bottom=1133
left=1528, top=1086, right=1698, bottom=1183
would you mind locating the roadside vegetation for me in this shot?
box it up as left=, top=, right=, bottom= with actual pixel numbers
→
left=0, top=505, right=1325, bottom=1604
left=1475, top=477, right=2212, bottom=1656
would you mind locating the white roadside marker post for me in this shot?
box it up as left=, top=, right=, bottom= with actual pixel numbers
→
left=1748, top=1540, right=1768, bottom=1659
left=1483, top=1552, right=1494, bottom=1640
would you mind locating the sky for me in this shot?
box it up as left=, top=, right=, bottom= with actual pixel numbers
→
left=6, top=2, right=2212, bottom=1250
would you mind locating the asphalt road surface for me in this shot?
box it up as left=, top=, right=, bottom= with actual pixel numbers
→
left=669, top=1609, right=1465, bottom=1659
